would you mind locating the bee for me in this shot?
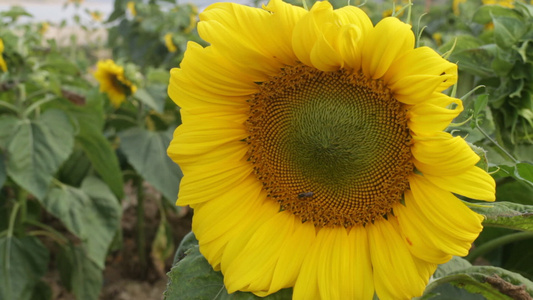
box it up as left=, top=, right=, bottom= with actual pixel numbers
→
left=298, top=192, right=314, bottom=198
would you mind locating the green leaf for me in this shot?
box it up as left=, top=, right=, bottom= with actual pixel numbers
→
left=423, top=266, right=533, bottom=300
left=0, top=236, right=49, bottom=300
left=118, top=127, right=182, bottom=203
left=433, top=256, right=472, bottom=279
left=41, top=177, right=122, bottom=269
left=467, top=201, right=533, bottom=231
left=6, top=109, right=75, bottom=200
left=173, top=231, right=198, bottom=265
left=77, top=132, right=124, bottom=198
left=493, top=16, right=527, bottom=49
left=53, top=89, right=124, bottom=198
left=473, top=5, right=522, bottom=25
left=441, top=36, right=496, bottom=77
left=164, top=245, right=293, bottom=300
left=0, top=153, right=6, bottom=189
left=0, top=116, right=19, bottom=148
left=514, top=163, right=533, bottom=188
left=57, top=244, right=103, bottom=300
left=134, top=88, right=164, bottom=113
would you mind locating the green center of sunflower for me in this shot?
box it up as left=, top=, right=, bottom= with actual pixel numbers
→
left=246, top=65, right=413, bottom=228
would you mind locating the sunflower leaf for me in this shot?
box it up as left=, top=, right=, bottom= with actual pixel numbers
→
left=57, top=243, right=103, bottom=300
left=422, top=266, right=533, bottom=300
left=466, top=201, right=533, bottom=231
left=4, top=109, right=74, bottom=200
left=164, top=245, right=293, bottom=300
left=40, top=177, right=121, bottom=269
left=0, top=236, right=49, bottom=300
left=118, top=127, right=182, bottom=204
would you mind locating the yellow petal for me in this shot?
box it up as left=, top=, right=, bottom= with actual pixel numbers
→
left=396, top=175, right=485, bottom=257
left=220, top=198, right=281, bottom=279
left=193, top=176, right=274, bottom=269
left=334, top=5, right=373, bottom=34
left=224, top=211, right=315, bottom=295
left=167, top=118, right=247, bottom=163
left=424, top=166, right=496, bottom=201
left=310, top=27, right=343, bottom=71
left=384, top=46, right=457, bottom=104
left=263, top=0, right=307, bottom=61
left=169, top=68, right=250, bottom=108
left=179, top=106, right=249, bottom=124
left=292, top=1, right=335, bottom=68
left=408, top=95, right=463, bottom=133
left=199, top=1, right=301, bottom=78
left=180, top=42, right=259, bottom=95
left=176, top=158, right=252, bottom=206
left=368, top=219, right=429, bottom=300
left=411, top=132, right=480, bottom=176
left=293, top=227, right=374, bottom=300
left=336, top=24, right=363, bottom=71
left=362, top=17, right=414, bottom=79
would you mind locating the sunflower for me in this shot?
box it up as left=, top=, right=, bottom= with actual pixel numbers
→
left=167, top=1, right=496, bottom=299
left=0, top=38, right=7, bottom=72
left=164, top=33, right=178, bottom=53
left=127, top=1, right=137, bottom=17
left=93, top=59, right=137, bottom=108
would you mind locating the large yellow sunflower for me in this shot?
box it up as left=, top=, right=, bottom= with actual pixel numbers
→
left=93, top=59, right=137, bottom=108
left=0, top=38, right=7, bottom=72
left=167, top=1, right=496, bottom=299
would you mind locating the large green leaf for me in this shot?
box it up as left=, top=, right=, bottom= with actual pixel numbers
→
left=134, top=87, right=165, bottom=113
left=41, top=177, right=122, bottom=269
left=118, top=127, right=182, bottom=203
left=493, top=16, right=527, bottom=49
left=466, top=201, right=533, bottom=231
left=5, top=109, right=74, bottom=200
left=422, top=266, right=533, bottom=300
left=473, top=5, right=522, bottom=25
left=53, top=90, right=124, bottom=198
left=0, top=236, right=49, bottom=300
left=164, top=245, right=293, bottom=300
left=77, top=132, right=124, bottom=198
left=57, top=244, right=103, bottom=300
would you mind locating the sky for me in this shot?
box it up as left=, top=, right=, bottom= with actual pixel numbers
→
left=0, top=0, right=254, bottom=23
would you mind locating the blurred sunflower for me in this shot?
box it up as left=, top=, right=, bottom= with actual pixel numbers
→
left=93, top=59, right=137, bottom=108
left=164, top=33, right=177, bottom=53
left=167, top=0, right=496, bottom=299
left=0, top=38, right=7, bottom=72
left=90, top=11, right=103, bottom=22
left=127, top=1, right=137, bottom=17
left=39, top=22, right=50, bottom=35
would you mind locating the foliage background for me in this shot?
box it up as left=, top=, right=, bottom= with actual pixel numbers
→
left=0, top=0, right=532, bottom=299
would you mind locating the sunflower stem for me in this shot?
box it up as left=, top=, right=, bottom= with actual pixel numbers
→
left=465, top=231, right=533, bottom=262
left=475, top=121, right=518, bottom=163
left=135, top=175, right=147, bottom=271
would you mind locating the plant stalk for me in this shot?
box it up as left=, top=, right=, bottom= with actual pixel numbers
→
left=466, top=231, right=533, bottom=262
left=135, top=176, right=147, bottom=270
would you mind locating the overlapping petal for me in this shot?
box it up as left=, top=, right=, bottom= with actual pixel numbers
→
left=361, top=17, right=414, bottom=79
left=384, top=47, right=458, bottom=104
left=411, top=132, right=480, bottom=176
left=397, top=175, right=486, bottom=261
left=368, top=219, right=431, bottom=300
left=198, top=0, right=304, bottom=78
left=408, top=94, right=463, bottom=134
left=223, top=211, right=315, bottom=295
left=293, top=226, right=374, bottom=300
